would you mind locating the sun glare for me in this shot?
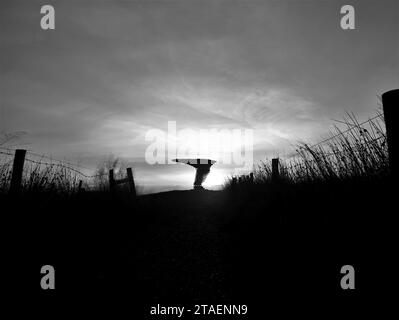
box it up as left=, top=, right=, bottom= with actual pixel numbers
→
left=203, top=169, right=226, bottom=187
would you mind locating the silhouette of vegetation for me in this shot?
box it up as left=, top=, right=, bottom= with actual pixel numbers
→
left=0, top=155, right=83, bottom=194
left=225, top=110, right=387, bottom=189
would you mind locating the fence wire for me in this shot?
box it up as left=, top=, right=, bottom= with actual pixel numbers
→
left=284, top=114, right=385, bottom=159
left=0, top=148, right=107, bottom=187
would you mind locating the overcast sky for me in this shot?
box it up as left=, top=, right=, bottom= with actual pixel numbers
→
left=1, top=0, right=398, bottom=191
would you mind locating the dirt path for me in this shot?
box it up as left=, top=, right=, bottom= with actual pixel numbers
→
left=112, top=190, right=232, bottom=302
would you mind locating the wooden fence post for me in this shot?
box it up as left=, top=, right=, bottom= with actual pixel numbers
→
left=126, top=167, right=137, bottom=197
left=78, top=180, right=83, bottom=192
left=232, top=177, right=237, bottom=187
left=382, top=89, right=399, bottom=177
left=109, top=169, right=115, bottom=193
left=272, top=158, right=279, bottom=182
left=9, top=149, right=26, bottom=194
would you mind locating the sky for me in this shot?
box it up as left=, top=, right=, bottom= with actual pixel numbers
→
left=1, top=0, right=398, bottom=192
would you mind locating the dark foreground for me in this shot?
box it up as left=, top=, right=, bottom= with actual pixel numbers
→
left=6, top=179, right=397, bottom=317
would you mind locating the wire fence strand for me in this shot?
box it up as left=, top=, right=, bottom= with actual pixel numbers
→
left=284, top=114, right=385, bottom=158
left=1, top=149, right=107, bottom=179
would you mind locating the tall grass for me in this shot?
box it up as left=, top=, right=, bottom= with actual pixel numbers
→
left=288, top=112, right=388, bottom=182
left=232, top=111, right=388, bottom=187
left=0, top=151, right=135, bottom=195
left=0, top=156, right=13, bottom=193
left=0, top=155, right=84, bottom=195
left=23, top=160, right=83, bottom=194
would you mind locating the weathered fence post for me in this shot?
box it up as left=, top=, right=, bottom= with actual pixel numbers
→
left=272, top=158, right=279, bottom=182
left=249, top=172, right=254, bottom=183
left=108, top=167, right=137, bottom=196
left=382, top=89, right=399, bottom=177
left=9, top=149, right=26, bottom=194
left=78, top=180, right=83, bottom=193
left=126, top=167, right=137, bottom=197
left=109, top=169, right=115, bottom=193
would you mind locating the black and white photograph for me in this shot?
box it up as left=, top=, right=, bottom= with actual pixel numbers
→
left=1, top=0, right=398, bottom=317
